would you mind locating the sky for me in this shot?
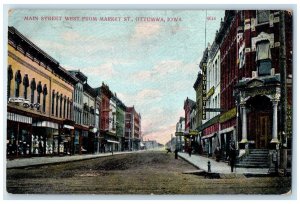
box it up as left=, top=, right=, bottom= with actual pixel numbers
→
left=8, top=9, right=224, bottom=145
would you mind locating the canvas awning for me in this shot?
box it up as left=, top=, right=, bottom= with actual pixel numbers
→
left=106, top=140, right=119, bottom=144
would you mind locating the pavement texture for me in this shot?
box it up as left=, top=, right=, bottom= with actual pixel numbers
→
left=6, top=151, right=133, bottom=169
left=178, top=152, right=270, bottom=176
left=6, top=151, right=270, bottom=176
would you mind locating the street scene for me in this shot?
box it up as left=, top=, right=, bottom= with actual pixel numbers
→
left=7, top=151, right=291, bottom=194
left=5, top=9, right=293, bottom=196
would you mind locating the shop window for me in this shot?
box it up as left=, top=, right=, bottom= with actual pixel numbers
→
left=30, top=78, right=36, bottom=104
left=7, top=65, right=13, bottom=100
left=42, top=84, right=48, bottom=113
left=51, top=90, right=55, bottom=115
left=56, top=92, right=59, bottom=117
left=257, top=10, right=270, bottom=24
left=256, top=40, right=272, bottom=76
left=36, top=81, right=42, bottom=111
left=23, top=74, right=29, bottom=99
left=15, top=70, right=22, bottom=97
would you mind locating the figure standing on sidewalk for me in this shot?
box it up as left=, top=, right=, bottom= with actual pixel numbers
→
left=188, top=146, right=192, bottom=157
left=229, top=141, right=236, bottom=172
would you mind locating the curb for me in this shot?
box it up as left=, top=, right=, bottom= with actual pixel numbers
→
left=7, top=152, right=131, bottom=169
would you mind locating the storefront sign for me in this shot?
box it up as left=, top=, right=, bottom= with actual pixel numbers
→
left=175, top=132, right=183, bottom=136
left=206, top=86, right=215, bottom=98
left=219, top=107, right=236, bottom=123
left=189, top=130, right=198, bottom=136
left=202, top=62, right=207, bottom=120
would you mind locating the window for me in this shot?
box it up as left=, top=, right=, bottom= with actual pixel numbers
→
left=56, top=92, right=59, bottom=117
left=7, top=65, right=13, bottom=100
left=36, top=81, right=42, bottom=111
left=257, top=10, right=270, bottom=24
left=30, top=78, right=36, bottom=104
left=15, top=70, right=22, bottom=97
left=52, top=90, right=55, bottom=115
left=256, top=40, right=272, bottom=76
left=67, top=98, right=69, bottom=119
left=23, top=74, right=29, bottom=99
left=60, top=94, right=63, bottom=118
left=42, top=84, right=47, bottom=113
left=63, top=96, right=66, bottom=118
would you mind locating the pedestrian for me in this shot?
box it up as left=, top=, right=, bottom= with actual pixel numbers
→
left=214, top=146, right=221, bottom=162
left=229, top=141, right=236, bottom=173
left=188, top=146, right=192, bottom=157
left=175, top=148, right=178, bottom=159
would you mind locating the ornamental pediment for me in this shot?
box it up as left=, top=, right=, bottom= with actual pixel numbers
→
left=246, top=79, right=264, bottom=88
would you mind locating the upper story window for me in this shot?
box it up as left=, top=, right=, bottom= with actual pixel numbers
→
left=42, top=84, right=48, bottom=113
left=15, top=70, right=22, bottom=97
left=23, top=74, right=29, bottom=99
left=256, top=40, right=272, bottom=76
left=51, top=90, right=55, bottom=115
left=257, top=10, right=270, bottom=24
left=30, top=78, right=36, bottom=104
left=7, top=65, right=13, bottom=100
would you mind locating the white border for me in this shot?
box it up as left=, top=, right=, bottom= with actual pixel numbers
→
left=1, top=1, right=299, bottom=202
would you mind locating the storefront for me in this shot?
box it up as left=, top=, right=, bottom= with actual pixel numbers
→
left=7, top=112, right=32, bottom=158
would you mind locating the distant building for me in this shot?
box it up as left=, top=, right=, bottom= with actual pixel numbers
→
left=125, top=106, right=141, bottom=151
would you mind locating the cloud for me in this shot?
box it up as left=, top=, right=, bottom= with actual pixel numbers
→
left=61, top=30, right=81, bottom=41
left=130, top=22, right=161, bottom=43
left=82, top=63, right=118, bottom=80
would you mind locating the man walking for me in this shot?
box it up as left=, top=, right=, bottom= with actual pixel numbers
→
left=229, top=141, right=236, bottom=173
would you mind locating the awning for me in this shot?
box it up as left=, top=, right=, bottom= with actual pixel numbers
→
left=7, top=112, right=32, bottom=124
left=63, top=124, right=74, bottom=129
left=106, top=140, right=120, bottom=144
left=201, top=133, right=217, bottom=140
left=32, top=121, right=59, bottom=129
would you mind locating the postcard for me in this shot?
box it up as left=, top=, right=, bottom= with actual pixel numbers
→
left=5, top=8, right=293, bottom=196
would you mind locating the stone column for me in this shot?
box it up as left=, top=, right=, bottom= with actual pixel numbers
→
left=240, top=103, right=248, bottom=144
left=270, top=100, right=280, bottom=144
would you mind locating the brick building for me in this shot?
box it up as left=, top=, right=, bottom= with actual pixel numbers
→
left=7, top=26, right=78, bottom=157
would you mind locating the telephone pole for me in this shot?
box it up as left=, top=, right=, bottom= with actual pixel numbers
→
left=279, top=10, right=287, bottom=172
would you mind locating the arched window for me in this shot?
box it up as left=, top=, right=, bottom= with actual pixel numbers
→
left=51, top=90, right=55, bottom=115
left=23, top=74, right=29, bottom=99
left=56, top=92, right=59, bottom=117
left=36, top=81, right=42, bottom=111
left=7, top=65, right=13, bottom=100
left=30, top=78, right=36, bottom=104
left=63, top=96, right=66, bottom=118
left=60, top=94, right=63, bottom=118
left=42, top=84, right=48, bottom=113
left=67, top=97, right=70, bottom=119
left=15, top=70, right=22, bottom=97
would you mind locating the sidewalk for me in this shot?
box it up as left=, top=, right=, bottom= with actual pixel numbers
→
left=178, top=152, right=270, bottom=176
left=6, top=151, right=133, bottom=169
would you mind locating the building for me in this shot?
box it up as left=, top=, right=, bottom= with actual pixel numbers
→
left=68, top=70, right=87, bottom=154
left=114, top=94, right=126, bottom=151
left=183, top=97, right=195, bottom=152
left=125, top=106, right=141, bottom=151
left=199, top=36, right=222, bottom=157
left=7, top=26, right=78, bottom=157
left=82, top=83, right=97, bottom=153
left=175, top=117, right=185, bottom=151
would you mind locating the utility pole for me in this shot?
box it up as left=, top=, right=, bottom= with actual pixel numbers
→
left=279, top=10, right=287, bottom=172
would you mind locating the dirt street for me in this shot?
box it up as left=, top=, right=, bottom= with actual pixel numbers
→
left=6, top=151, right=291, bottom=195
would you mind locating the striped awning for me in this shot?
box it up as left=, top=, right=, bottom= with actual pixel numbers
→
left=7, top=112, right=32, bottom=124
left=32, top=121, right=59, bottom=129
